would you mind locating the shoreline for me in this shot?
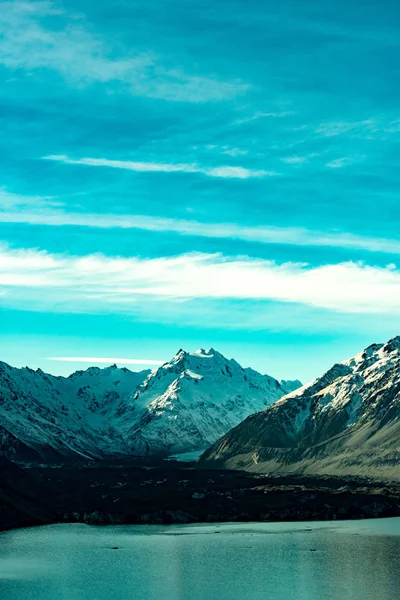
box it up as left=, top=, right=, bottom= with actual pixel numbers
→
left=2, top=515, right=400, bottom=539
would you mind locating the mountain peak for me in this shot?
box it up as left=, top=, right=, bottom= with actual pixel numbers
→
left=344, top=336, right=400, bottom=371
left=166, top=349, right=188, bottom=367
left=84, top=366, right=103, bottom=376
left=122, top=347, right=292, bottom=456
left=166, top=348, right=227, bottom=369
left=192, top=347, right=219, bottom=358
left=382, top=335, right=400, bottom=353
left=173, top=348, right=188, bottom=359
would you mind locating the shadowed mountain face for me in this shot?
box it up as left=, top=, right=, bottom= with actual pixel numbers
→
left=0, top=350, right=300, bottom=461
left=201, top=337, right=400, bottom=481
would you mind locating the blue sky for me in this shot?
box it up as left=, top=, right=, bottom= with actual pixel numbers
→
left=1, top=0, right=400, bottom=381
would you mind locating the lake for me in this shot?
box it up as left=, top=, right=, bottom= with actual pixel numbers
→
left=1, top=519, right=400, bottom=600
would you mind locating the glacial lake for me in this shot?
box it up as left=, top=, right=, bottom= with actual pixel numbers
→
left=1, top=519, right=400, bottom=600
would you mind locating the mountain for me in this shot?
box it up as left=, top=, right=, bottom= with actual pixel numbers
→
left=0, top=362, right=150, bottom=461
left=115, top=348, right=298, bottom=456
left=201, top=337, right=400, bottom=481
left=0, top=350, right=300, bottom=461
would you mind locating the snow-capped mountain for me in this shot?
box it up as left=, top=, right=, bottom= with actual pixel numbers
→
left=201, top=337, right=400, bottom=481
left=0, top=350, right=300, bottom=461
left=115, top=348, right=296, bottom=455
left=0, top=362, right=150, bottom=461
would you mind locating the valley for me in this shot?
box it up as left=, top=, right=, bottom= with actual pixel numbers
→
left=1, top=337, right=400, bottom=533
left=1, top=456, right=400, bottom=532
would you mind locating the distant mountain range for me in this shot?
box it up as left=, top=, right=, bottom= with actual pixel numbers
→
left=2, top=338, right=400, bottom=533
left=0, top=349, right=300, bottom=461
left=201, top=336, right=400, bottom=481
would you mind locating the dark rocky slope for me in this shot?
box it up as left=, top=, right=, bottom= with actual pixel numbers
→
left=1, top=457, right=399, bottom=531
left=0, top=457, right=56, bottom=530
left=12, top=460, right=400, bottom=527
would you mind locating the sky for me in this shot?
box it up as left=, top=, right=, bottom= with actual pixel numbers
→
left=1, top=0, right=400, bottom=382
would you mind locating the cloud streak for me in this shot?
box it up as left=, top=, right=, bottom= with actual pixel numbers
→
left=0, top=245, right=400, bottom=316
left=326, top=155, right=365, bottom=169
left=0, top=1, right=248, bottom=103
left=43, top=155, right=275, bottom=179
left=2, top=202, right=400, bottom=255
left=49, top=356, right=164, bottom=365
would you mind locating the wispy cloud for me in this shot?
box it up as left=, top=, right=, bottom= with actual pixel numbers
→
left=234, top=111, right=294, bottom=125
left=0, top=1, right=248, bottom=102
left=43, top=155, right=276, bottom=179
left=221, top=147, right=249, bottom=157
left=316, top=119, right=400, bottom=140
left=1, top=244, right=400, bottom=316
left=2, top=201, right=400, bottom=255
left=0, top=190, right=62, bottom=209
left=281, top=156, right=308, bottom=164
left=326, top=155, right=365, bottom=169
left=316, top=121, right=373, bottom=138
left=49, top=356, right=164, bottom=365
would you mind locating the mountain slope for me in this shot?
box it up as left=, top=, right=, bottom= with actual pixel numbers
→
left=201, top=337, right=400, bottom=481
left=0, top=350, right=300, bottom=460
left=0, top=362, right=150, bottom=461
left=116, top=348, right=296, bottom=455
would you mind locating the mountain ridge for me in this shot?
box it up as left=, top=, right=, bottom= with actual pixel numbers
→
left=201, top=336, right=400, bottom=481
left=0, top=349, right=300, bottom=462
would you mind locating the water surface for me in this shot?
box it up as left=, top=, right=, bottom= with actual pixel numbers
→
left=1, top=519, right=399, bottom=600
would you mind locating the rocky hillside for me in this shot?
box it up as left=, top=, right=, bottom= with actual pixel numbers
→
left=201, top=337, right=400, bottom=481
left=0, top=362, right=149, bottom=461
left=0, top=350, right=300, bottom=461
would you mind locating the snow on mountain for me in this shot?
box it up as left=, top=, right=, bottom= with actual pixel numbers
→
left=201, top=337, right=400, bottom=481
left=115, top=348, right=295, bottom=455
left=0, top=362, right=149, bottom=461
left=0, top=350, right=300, bottom=461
